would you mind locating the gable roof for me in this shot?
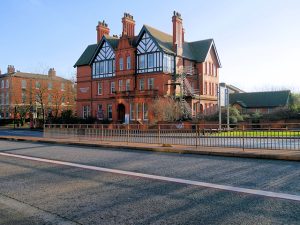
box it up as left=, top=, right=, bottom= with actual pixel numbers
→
left=74, top=24, right=221, bottom=67
left=230, top=90, right=291, bottom=108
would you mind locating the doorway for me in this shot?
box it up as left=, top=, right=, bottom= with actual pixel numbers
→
left=117, top=104, right=125, bottom=123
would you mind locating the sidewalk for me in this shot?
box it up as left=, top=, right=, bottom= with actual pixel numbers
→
left=0, top=135, right=300, bottom=161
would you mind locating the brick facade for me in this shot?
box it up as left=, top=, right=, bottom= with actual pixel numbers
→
left=0, top=66, right=75, bottom=120
left=75, top=12, right=221, bottom=123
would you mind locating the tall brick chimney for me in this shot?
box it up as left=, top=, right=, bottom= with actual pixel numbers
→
left=96, top=20, right=110, bottom=43
left=48, top=68, right=56, bottom=77
left=172, top=11, right=183, bottom=56
left=122, top=12, right=135, bottom=37
left=7, top=65, right=15, bottom=74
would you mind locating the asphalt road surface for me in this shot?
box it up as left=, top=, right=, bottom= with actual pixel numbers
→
left=0, top=140, right=299, bottom=224
left=0, top=128, right=43, bottom=138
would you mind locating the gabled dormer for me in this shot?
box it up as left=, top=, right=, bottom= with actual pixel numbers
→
left=89, top=35, right=119, bottom=79
left=136, top=26, right=175, bottom=74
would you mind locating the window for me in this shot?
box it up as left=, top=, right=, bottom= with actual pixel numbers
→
left=97, top=104, right=103, bottom=120
left=126, top=79, right=130, bottom=91
left=119, top=57, right=124, bottom=70
left=5, top=80, right=9, bottom=88
left=61, top=83, right=65, bottom=91
left=148, top=53, right=154, bottom=68
left=62, top=95, right=65, bottom=103
left=137, top=32, right=163, bottom=73
left=82, top=105, right=90, bottom=119
left=48, top=94, right=52, bottom=104
left=97, top=82, right=102, bottom=95
left=21, top=91, right=26, bottom=104
left=0, top=80, right=4, bottom=88
left=5, top=93, right=9, bottom=105
left=107, top=104, right=112, bottom=120
left=110, top=82, right=115, bottom=94
left=21, top=80, right=26, bottom=89
left=163, top=54, right=174, bottom=73
left=48, top=82, right=52, bottom=90
left=204, top=82, right=207, bottom=95
left=139, top=55, right=145, bottom=69
left=118, top=80, right=123, bottom=92
left=130, top=103, right=135, bottom=120
left=215, top=84, right=218, bottom=97
left=139, top=78, right=144, bottom=91
left=143, top=103, right=148, bottom=120
left=35, top=81, right=40, bottom=89
left=136, top=103, right=142, bottom=120
left=126, top=56, right=131, bottom=69
left=206, top=62, right=209, bottom=75
left=148, top=78, right=154, bottom=90
left=92, top=41, right=115, bottom=78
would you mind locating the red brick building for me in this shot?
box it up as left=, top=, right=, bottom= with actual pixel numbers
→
left=0, top=65, right=75, bottom=120
left=75, top=11, right=221, bottom=123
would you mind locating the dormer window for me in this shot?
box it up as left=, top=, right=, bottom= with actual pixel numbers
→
left=92, top=41, right=115, bottom=78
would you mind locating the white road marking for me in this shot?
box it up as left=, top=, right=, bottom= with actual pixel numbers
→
left=1, top=152, right=300, bottom=202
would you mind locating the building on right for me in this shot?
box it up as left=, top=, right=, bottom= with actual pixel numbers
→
left=229, top=90, right=291, bottom=114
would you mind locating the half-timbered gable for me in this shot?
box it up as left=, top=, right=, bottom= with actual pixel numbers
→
left=91, top=40, right=116, bottom=79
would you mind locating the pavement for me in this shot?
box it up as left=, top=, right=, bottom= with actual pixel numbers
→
left=0, top=140, right=300, bottom=224
left=0, top=134, right=299, bottom=161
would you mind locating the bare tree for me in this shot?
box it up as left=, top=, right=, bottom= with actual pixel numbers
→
left=149, top=97, right=183, bottom=122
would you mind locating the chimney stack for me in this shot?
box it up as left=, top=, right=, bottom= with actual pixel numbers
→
left=0, top=68, right=1, bottom=75
left=96, top=20, right=110, bottom=43
left=48, top=68, right=56, bottom=77
left=122, top=12, right=135, bottom=37
left=7, top=65, right=15, bottom=74
left=172, top=11, right=183, bottom=56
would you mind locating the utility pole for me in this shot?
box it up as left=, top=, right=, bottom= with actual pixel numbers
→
left=226, top=88, right=230, bottom=130
left=218, top=87, right=221, bottom=130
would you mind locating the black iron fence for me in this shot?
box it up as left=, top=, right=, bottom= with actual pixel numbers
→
left=44, top=123, right=300, bottom=150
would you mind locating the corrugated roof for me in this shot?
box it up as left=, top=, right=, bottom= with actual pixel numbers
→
left=230, top=90, right=291, bottom=108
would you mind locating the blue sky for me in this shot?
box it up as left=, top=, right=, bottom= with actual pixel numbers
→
left=0, top=0, right=299, bottom=92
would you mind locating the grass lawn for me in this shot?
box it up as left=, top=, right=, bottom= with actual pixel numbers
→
left=213, top=130, right=300, bottom=137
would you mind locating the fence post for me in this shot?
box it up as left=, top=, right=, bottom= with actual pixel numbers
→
left=101, top=125, right=104, bottom=142
left=242, top=125, right=245, bottom=151
left=127, top=124, right=130, bottom=144
left=195, top=125, right=198, bottom=149
left=158, top=124, right=161, bottom=144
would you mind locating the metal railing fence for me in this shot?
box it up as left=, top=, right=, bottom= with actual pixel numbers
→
left=44, top=123, right=300, bottom=150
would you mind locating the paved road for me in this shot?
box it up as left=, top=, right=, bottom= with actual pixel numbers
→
left=0, top=140, right=300, bottom=224
left=0, top=128, right=43, bottom=138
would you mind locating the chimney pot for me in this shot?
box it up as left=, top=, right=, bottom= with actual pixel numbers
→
left=7, top=65, right=15, bottom=74
left=122, top=12, right=135, bottom=37
left=96, top=20, right=110, bottom=43
left=48, top=68, right=56, bottom=77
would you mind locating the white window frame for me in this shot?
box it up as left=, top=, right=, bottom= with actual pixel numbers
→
left=118, top=80, right=123, bottom=92
left=126, top=56, right=131, bottom=70
left=107, top=104, right=112, bottom=120
left=148, top=78, right=154, bottom=90
left=97, top=82, right=102, bottom=95
left=110, top=81, right=115, bottom=94
left=119, top=58, right=124, bottom=71
left=130, top=103, right=135, bottom=120
left=82, top=105, right=90, bottom=119
left=126, top=79, right=130, bottom=91
left=5, top=80, right=9, bottom=88
left=143, top=103, right=148, bottom=120
left=139, top=78, right=144, bottom=91
left=21, top=80, right=27, bottom=89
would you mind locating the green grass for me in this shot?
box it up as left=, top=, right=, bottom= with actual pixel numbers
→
left=212, top=130, right=300, bottom=137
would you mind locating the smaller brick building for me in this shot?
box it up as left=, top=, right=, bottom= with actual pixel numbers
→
left=0, top=65, right=75, bottom=120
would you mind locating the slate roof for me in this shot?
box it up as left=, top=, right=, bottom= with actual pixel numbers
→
left=74, top=24, right=221, bottom=67
left=230, top=90, right=291, bottom=108
left=0, top=72, right=70, bottom=82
